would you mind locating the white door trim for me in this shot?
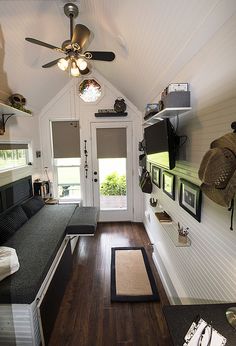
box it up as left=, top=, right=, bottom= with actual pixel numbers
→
left=91, top=121, right=133, bottom=222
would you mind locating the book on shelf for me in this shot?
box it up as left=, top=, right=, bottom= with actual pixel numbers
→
left=155, top=211, right=172, bottom=223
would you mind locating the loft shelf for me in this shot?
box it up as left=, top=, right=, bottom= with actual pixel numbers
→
left=0, top=102, right=32, bottom=118
left=143, top=107, right=191, bottom=126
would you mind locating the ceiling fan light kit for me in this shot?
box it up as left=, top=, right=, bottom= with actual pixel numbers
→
left=25, top=2, right=115, bottom=77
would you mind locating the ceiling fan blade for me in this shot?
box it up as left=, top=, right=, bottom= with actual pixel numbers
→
left=84, top=51, right=115, bottom=61
left=71, top=24, right=90, bottom=50
left=42, top=58, right=62, bottom=68
left=25, top=37, right=65, bottom=53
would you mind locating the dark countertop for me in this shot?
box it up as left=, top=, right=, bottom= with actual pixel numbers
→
left=163, top=303, right=236, bottom=346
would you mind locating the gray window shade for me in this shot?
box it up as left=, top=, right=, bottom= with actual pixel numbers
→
left=0, top=143, right=28, bottom=150
left=96, top=128, right=127, bottom=158
left=52, top=121, right=80, bottom=158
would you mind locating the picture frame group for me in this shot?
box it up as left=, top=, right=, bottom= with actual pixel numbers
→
left=150, top=164, right=202, bottom=222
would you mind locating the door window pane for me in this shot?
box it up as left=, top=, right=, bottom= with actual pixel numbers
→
left=99, top=158, right=127, bottom=210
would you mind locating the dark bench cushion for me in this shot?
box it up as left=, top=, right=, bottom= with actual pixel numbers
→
left=0, top=206, right=28, bottom=244
left=66, top=207, right=99, bottom=235
left=0, top=204, right=76, bottom=304
left=21, top=196, right=45, bottom=218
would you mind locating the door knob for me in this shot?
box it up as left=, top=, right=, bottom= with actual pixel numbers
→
left=94, top=171, right=97, bottom=175
left=94, top=178, right=98, bottom=182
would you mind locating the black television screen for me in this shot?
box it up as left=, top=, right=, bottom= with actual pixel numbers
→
left=144, top=119, right=178, bottom=170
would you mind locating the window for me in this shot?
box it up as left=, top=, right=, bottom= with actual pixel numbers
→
left=79, top=79, right=102, bottom=102
left=51, top=121, right=81, bottom=202
left=0, top=143, right=29, bottom=172
left=54, top=158, right=81, bottom=201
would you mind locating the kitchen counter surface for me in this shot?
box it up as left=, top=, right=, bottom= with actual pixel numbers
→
left=163, top=303, right=236, bottom=345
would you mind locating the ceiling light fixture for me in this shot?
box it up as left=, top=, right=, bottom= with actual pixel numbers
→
left=57, top=57, right=69, bottom=71
left=70, top=60, right=80, bottom=77
left=25, top=3, right=115, bottom=78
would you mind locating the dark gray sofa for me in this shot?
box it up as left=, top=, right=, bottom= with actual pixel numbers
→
left=0, top=204, right=76, bottom=304
left=0, top=204, right=99, bottom=305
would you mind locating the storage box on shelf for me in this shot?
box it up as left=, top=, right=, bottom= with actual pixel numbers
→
left=143, top=90, right=191, bottom=126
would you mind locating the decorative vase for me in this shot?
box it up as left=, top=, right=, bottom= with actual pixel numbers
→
left=178, top=234, right=187, bottom=244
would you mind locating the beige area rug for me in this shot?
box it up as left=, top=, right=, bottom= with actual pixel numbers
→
left=111, top=247, right=159, bottom=302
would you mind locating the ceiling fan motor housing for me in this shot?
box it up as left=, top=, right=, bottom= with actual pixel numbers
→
left=64, top=3, right=79, bottom=18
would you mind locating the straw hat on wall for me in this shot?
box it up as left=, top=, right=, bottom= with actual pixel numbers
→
left=198, top=132, right=236, bottom=208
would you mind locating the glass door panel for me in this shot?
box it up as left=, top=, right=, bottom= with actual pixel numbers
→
left=99, top=158, right=127, bottom=210
left=91, top=122, right=133, bottom=221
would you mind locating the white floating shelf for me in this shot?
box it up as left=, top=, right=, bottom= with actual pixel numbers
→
left=0, top=102, right=32, bottom=117
left=161, top=222, right=191, bottom=247
left=143, top=107, right=192, bottom=126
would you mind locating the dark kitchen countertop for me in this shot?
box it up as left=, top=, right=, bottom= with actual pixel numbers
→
left=163, top=303, right=236, bottom=346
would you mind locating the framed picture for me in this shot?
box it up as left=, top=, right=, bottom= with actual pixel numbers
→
left=151, top=165, right=161, bottom=188
left=163, top=171, right=175, bottom=200
left=179, top=179, right=202, bottom=222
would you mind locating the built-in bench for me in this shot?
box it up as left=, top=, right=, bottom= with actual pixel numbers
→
left=66, top=206, right=99, bottom=235
left=0, top=176, right=99, bottom=346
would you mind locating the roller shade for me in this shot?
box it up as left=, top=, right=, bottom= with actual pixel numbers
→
left=96, top=128, right=127, bottom=158
left=0, top=143, right=28, bottom=150
left=51, top=121, right=80, bottom=158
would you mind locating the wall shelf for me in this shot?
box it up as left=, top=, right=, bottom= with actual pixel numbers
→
left=161, top=222, right=191, bottom=247
left=0, top=102, right=32, bottom=118
left=150, top=206, right=191, bottom=247
left=95, top=112, right=127, bottom=117
left=143, top=107, right=191, bottom=126
left=0, top=102, right=32, bottom=135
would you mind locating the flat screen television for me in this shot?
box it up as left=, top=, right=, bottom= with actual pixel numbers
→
left=144, top=119, right=179, bottom=170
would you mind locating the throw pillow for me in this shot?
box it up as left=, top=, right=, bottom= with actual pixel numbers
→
left=0, top=206, right=28, bottom=244
left=21, top=196, right=45, bottom=218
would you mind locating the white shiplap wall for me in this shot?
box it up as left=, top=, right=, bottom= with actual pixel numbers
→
left=144, top=13, right=236, bottom=304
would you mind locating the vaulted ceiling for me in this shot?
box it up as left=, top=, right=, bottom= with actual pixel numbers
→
left=0, top=0, right=235, bottom=113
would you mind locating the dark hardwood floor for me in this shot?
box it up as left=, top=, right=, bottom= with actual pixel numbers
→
left=49, top=222, right=172, bottom=346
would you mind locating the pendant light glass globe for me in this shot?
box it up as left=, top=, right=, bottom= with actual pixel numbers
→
left=76, top=58, right=88, bottom=71
left=71, top=61, right=80, bottom=77
left=57, top=58, right=69, bottom=71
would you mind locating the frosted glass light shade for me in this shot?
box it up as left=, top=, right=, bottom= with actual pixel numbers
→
left=57, top=58, right=69, bottom=71
left=71, top=61, right=80, bottom=77
left=76, top=58, right=88, bottom=71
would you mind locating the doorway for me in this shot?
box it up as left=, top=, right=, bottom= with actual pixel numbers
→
left=91, top=122, right=133, bottom=221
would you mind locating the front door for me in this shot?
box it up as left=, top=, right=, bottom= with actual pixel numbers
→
left=91, top=122, right=133, bottom=221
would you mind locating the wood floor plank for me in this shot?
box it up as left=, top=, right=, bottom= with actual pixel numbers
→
left=49, top=222, right=172, bottom=346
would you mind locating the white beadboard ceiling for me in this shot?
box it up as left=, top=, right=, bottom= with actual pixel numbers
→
left=0, top=0, right=236, bottom=112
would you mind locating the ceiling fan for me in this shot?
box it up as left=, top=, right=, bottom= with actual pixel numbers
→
left=25, top=2, right=115, bottom=77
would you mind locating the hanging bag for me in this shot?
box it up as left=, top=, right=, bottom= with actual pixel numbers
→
left=139, top=169, right=153, bottom=194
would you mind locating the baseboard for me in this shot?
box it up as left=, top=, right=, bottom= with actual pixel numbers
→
left=152, top=250, right=181, bottom=305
